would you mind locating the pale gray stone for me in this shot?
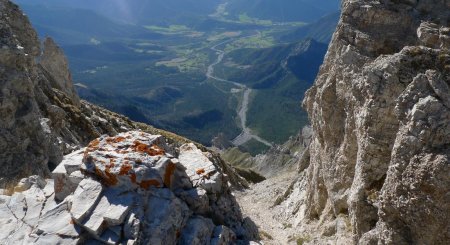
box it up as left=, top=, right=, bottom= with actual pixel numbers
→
left=296, top=1, right=450, bottom=244
left=70, top=178, right=103, bottom=222
left=179, top=143, right=217, bottom=187
left=37, top=201, right=81, bottom=237
left=83, top=189, right=133, bottom=235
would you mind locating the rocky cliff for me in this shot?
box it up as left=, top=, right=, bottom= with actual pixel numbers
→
left=293, top=0, right=449, bottom=244
left=0, top=0, right=141, bottom=185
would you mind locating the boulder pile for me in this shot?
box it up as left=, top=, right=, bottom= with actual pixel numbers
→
left=0, top=131, right=256, bottom=244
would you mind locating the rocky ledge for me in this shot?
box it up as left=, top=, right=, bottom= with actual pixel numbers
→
left=0, top=131, right=257, bottom=244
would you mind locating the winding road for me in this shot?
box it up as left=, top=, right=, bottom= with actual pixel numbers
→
left=206, top=35, right=273, bottom=148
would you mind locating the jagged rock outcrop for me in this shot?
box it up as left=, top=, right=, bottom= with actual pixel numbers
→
left=0, top=0, right=212, bottom=187
left=0, top=131, right=257, bottom=244
left=282, top=0, right=449, bottom=244
left=0, top=0, right=134, bottom=185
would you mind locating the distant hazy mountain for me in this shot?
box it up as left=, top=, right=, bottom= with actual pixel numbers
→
left=18, top=4, right=161, bottom=45
left=280, top=12, right=340, bottom=43
left=15, top=0, right=223, bottom=25
left=226, top=0, right=340, bottom=22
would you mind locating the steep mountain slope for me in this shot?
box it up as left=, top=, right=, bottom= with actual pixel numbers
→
left=303, top=1, right=449, bottom=243
left=0, top=1, right=258, bottom=244
left=17, top=4, right=162, bottom=45
left=0, top=0, right=135, bottom=184
left=222, top=126, right=312, bottom=178
left=280, top=12, right=340, bottom=44
left=214, top=39, right=327, bottom=144
left=0, top=0, right=243, bottom=188
left=242, top=0, right=449, bottom=244
left=226, top=0, right=340, bottom=23
left=15, top=0, right=223, bottom=25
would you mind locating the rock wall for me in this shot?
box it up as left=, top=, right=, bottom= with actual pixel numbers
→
left=0, top=0, right=133, bottom=185
left=298, top=0, right=449, bottom=244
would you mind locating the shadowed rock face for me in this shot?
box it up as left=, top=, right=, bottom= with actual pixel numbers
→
left=300, top=0, right=449, bottom=244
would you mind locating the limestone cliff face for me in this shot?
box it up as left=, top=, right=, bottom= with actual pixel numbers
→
left=301, top=0, right=449, bottom=244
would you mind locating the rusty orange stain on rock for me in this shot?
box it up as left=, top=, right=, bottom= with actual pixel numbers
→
left=150, top=145, right=165, bottom=155
left=196, top=168, right=205, bottom=175
left=139, top=179, right=161, bottom=189
left=95, top=166, right=118, bottom=186
left=164, top=162, right=176, bottom=187
left=131, top=141, right=165, bottom=156
left=107, top=136, right=126, bottom=144
left=87, top=138, right=100, bottom=151
left=119, top=163, right=132, bottom=176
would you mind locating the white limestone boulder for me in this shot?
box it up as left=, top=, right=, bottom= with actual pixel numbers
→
left=70, top=178, right=103, bottom=222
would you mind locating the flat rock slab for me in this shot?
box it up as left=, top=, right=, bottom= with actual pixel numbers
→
left=53, top=149, right=85, bottom=201
left=178, top=143, right=221, bottom=191
left=83, top=189, right=134, bottom=235
left=37, top=201, right=81, bottom=237
left=70, top=178, right=103, bottom=222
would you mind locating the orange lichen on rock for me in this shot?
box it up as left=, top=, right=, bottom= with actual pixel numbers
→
left=164, top=162, right=176, bottom=187
left=131, top=141, right=165, bottom=156
left=87, top=138, right=100, bottom=151
left=95, top=166, right=118, bottom=186
left=196, top=168, right=205, bottom=175
left=119, top=163, right=133, bottom=176
left=106, top=136, right=126, bottom=144
left=139, top=179, right=161, bottom=189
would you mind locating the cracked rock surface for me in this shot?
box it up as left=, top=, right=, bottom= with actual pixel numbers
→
left=0, top=131, right=257, bottom=244
left=264, top=0, right=450, bottom=244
